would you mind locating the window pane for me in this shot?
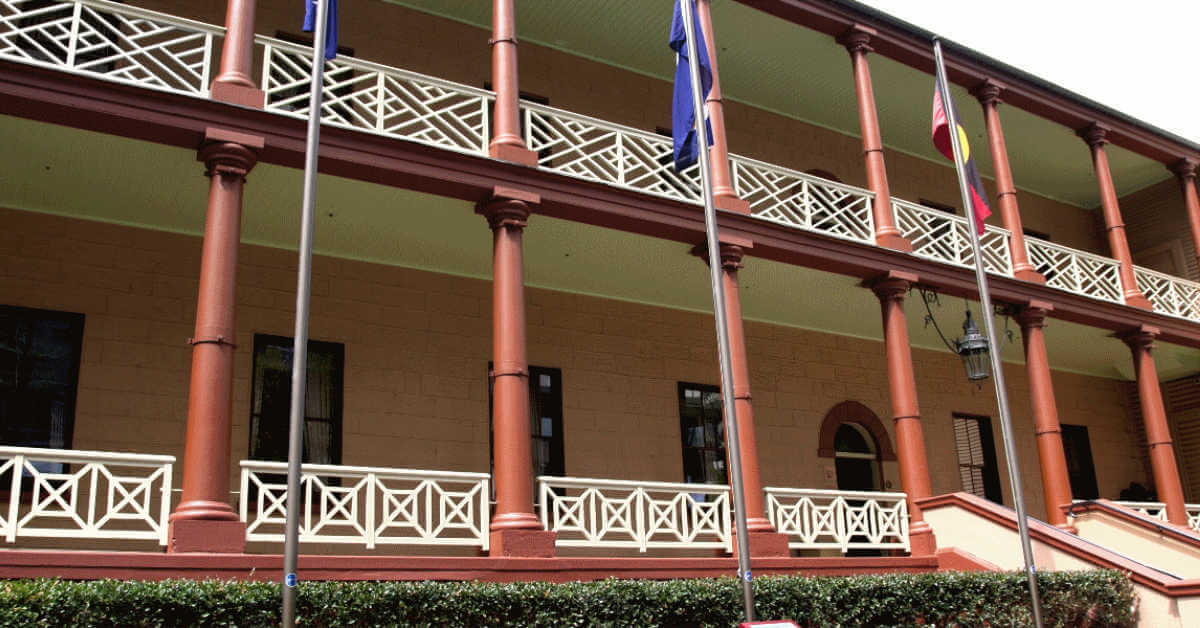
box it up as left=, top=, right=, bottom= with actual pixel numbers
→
left=0, top=306, right=83, bottom=455
left=249, top=335, right=343, bottom=466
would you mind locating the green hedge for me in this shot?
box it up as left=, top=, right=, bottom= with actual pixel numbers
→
left=0, top=570, right=1134, bottom=627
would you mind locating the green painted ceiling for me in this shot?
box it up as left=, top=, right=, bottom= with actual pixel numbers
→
left=384, top=0, right=1169, bottom=208
left=4, top=114, right=1196, bottom=382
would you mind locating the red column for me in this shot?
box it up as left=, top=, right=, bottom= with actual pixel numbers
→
left=1169, top=158, right=1200, bottom=273
left=707, top=244, right=789, bottom=556
left=477, top=188, right=555, bottom=557
left=867, top=271, right=936, bottom=555
left=1014, top=303, right=1074, bottom=529
left=168, top=128, right=263, bottom=553
left=488, top=0, right=536, bottom=165
left=695, top=0, right=749, bottom=214
left=210, top=0, right=265, bottom=108
left=971, top=80, right=1043, bottom=283
left=1078, top=123, right=1152, bottom=309
left=1120, top=326, right=1189, bottom=527
left=838, top=25, right=909, bottom=252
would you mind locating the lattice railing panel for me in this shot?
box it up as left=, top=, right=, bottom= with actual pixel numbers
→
left=538, top=476, right=731, bottom=552
left=730, top=155, right=875, bottom=243
left=892, top=199, right=1012, bottom=276
left=240, top=460, right=489, bottom=549
left=1024, top=238, right=1124, bottom=303
left=1, top=446, right=173, bottom=545
left=0, top=0, right=217, bottom=96
left=765, top=487, right=909, bottom=552
left=1110, top=500, right=1200, bottom=533
left=1134, top=266, right=1200, bottom=322
left=259, top=37, right=492, bottom=157
left=524, top=103, right=702, bottom=203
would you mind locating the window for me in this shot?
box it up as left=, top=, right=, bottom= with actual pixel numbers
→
left=248, top=334, right=343, bottom=466
left=952, top=413, right=1002, bottom=503
left=677, top=383, right=726, bottom=486
left=1060, top=424, right=1099, bottom=500
left=0, top=305, right=84, bottom=474
left=488, top=365, right=564, bottom=482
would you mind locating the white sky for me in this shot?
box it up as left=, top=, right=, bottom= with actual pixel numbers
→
left=856, top=0, right=1200, bottom=146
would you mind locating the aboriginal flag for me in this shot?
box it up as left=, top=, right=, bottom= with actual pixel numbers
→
left=932, top=88, right=991, bottom=235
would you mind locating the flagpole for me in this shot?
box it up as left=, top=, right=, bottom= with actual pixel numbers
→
left=281, top=0, right=329, bottom=624
left=932, top=38, right=1043, bottom=628
left=678, top=0, right=755, bottom=620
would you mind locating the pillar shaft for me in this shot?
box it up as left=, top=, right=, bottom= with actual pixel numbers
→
left=169, top=130, right=262, bottom=553
left=488, top=0, right=536, bottom=165
left=1170, top=159, right=1200, bottom=273
left=210, top=0, right=264, bottom=107
left=868, top=272, right=935, bottom=555
left=1121, top=328, right=1189, bottom=527
left=838, top=26, right=908, bottom=252
left=695, top=0, right=748, bottom=214
left=1079, top=124, right=1151, bottom=309
left=1015, top=304, right=1073, bottom=529
left=972, top=80, right=1042, bottom=283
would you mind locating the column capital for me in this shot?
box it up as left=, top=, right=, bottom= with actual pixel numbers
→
left=1118, top=324, right=1160, bottom=350
left=864, top=270, right=918, bottom=301
left=970, top=78, right=1006, bottom=107
left=837, top=23, right=876, bottom=54
left=1170, top=157, right=1199, bottom=180
left=477, top=186, right=538, bottom=230
left=1077, top=122, right=1112, bottom=148
left=197, top=128, right=262, bottom=179
left=1014, top=300, right=1054, bottom=329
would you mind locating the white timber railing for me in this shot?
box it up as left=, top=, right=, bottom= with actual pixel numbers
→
left=0, top=0, right=219, bottom=96
left=1, top=446, right=174, bottom=546
left=538, top=476, right=732, bottom=552
left=892, top=198, right=1013, bottom=276
left=1025, top=237, right=1124, bottom=304
left=523, top=101, right=703, bottom=203
left=258, top=35, right=493, bottom=157
left=731, top=154, right=876, bottom=244
left=7, top=6, right=1200, bottom=325
left=1134, top=265, right=1200, bottom=321
left=1109, top=500, right=1200, bottom=533
left=240, top=460, right=490, bottom=550
left=765, top=487, right=909, bottom=553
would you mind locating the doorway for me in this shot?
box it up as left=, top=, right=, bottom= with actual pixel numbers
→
left=833, top=423, right=882, bottom=492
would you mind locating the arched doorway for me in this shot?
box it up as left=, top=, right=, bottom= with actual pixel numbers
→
left=817, top=400, right=896, bottom=491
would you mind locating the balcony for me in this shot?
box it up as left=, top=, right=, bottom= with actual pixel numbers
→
left=2, top=0, right=1199, bottom=325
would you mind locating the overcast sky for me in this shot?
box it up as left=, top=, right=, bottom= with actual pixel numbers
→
left=856, top=0, right=1200, bottom=145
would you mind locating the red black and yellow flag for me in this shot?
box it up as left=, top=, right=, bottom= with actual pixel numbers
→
left=932, top=88, right=991, bottom=235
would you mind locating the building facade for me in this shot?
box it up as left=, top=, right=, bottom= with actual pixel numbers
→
left=2, top=0, right=1200, bottom=608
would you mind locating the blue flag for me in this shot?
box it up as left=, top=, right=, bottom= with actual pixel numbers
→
left=669, top=0, right=712, bottom=172
left=303, top=0, right=338, bottom=60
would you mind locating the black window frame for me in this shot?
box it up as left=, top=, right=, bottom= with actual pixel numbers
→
left=488, top=364, right=565, bottom=488
left=677, top=382, right=727, bottom=487
left=952, top=413, right=1003, bottom=504
left=1060, top=423, right=1100, bottom=500
left=247, top=333, right=345, bottom=468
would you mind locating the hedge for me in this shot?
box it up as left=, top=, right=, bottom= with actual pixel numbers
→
left=0, top=570, right=1134, bottom=627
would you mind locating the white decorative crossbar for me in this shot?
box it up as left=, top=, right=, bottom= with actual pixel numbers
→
left=1134, top=265, right=1200, bottom=321
left=0, top=0, right=218, bottom=96
left=239, top=460, right=489, bottom=550
left=765, top=487, right=909, bottom=553
left=1, top=446, right=173, bottom=545
left=1109, top=500, right=1200, bottom=532
left=731, top=154, right=876, bottom=244
left=1025, top=237, right=1123, bottom=303
left=892, top=198, right=1013, bottom=276
left=523, top=101, right=703, bottom=203
left=538, top=476, right=732, bottom=552
left=258, top=36, right=493, bottom=157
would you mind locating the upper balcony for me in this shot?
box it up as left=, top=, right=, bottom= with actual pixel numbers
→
left=2, top=0, right=1199, bottom=325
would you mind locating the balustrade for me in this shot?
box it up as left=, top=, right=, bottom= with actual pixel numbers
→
left=1110, top=500, right=1200, bottom=532
left=765, top=487, right=909, bottom=552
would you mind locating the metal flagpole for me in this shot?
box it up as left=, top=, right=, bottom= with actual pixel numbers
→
left=678, top=0, right=755, bottom=620
left=282, top=0, right=329, bottom=624
left=932, top=38, right=1043, bottom=628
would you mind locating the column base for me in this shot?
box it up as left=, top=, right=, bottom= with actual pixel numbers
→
left=907, top=522, right=937, bottom=557
left=875, top=232, right=913, bottom=252
left=1124, top=293, right=1154, bottom=310
left=714, top=194, right=751, bottom=214
left=489, top=143, right=539, bottom=166
left=488, top=528, right=556, bottom=557
left=1013, top=267, right=1046, bottom=284
left=732, top=530, right=791, bottom=557
left=167, top=519, right=246, bottom=554
left=210, top=81, right=265, bottom=108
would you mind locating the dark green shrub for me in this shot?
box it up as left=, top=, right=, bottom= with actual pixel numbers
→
left=0, top=569, right=1134, bottom=627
